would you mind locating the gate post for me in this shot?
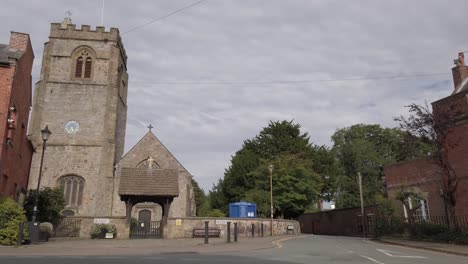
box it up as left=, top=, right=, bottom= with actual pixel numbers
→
left=204, top=221, right=209, bottom=244
left=261, top=223, right=264, bottom=237
left=251, top=223, right=255, bottom=237
left=227, top=221, right=231, bottom=243
left=17, top=222, right=25, bottom=246
left=234, top=222, right=238, bottom=242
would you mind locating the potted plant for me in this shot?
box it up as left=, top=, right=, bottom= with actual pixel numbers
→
left=90, top=223, right=116, bottom=239
left=39, top=222, right=54, bottom=242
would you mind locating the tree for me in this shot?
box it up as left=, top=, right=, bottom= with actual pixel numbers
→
left=211, top=120, right=330, bottom=218
left=24, top=188, right=65, bottom=223
left=249, top=154, right=322, bottom=219
left=332, top=124, right=433, bottom=208
left=395, top=187, right=423, bottom=233
left=395, top=103, right=460, bottom=228
left=191, top=178, right=210, bottom=216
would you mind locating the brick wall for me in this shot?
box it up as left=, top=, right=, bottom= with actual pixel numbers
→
left=299, top=206, right=378, bottom=236
left=0, top=32, right=34, bottom=200
left=384, top=159, right=446, bottom=216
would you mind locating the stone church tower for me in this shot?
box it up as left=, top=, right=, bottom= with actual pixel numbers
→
left=28, top=19, right=128, bottom=217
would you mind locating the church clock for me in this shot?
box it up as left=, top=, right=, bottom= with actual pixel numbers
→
left=65, top=120, right=80, bottom=134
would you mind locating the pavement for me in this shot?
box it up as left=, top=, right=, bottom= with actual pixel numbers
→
left=0, top=235, right=297, bottom=256
left=0, top=235, right=467, bottom=264
left=375, top=237, right=468, bottom=256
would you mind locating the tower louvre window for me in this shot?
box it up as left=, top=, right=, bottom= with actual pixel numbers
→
left=74, top=49, right=93, bottom=79
left=75, top=57, right=83, bottom=78
left=84, top=57, right=92, bottom=78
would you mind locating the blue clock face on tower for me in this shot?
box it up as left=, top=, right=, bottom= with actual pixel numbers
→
left=65, top=120, right=80, bottom=134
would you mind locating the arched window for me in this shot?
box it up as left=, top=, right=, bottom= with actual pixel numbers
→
left=136, top=156, right=160, bottom=169
left=62, top=210, right=75, bottom=217
left=74, top=50, right=93, bottom=79
left=58, top=175, right=85, bottom=206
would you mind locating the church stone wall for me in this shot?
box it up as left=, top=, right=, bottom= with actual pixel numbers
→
left=29, top=145, right=104, bottom=216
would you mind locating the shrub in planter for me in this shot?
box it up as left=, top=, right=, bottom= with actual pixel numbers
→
left=39, top=222, right=54, bottom=235
left=90, top=223, right=117, bottom=239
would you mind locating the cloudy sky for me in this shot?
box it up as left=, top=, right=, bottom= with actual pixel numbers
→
left=1, top=0, right=467, bottom=191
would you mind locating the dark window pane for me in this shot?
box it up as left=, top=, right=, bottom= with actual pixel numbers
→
left=75, top=57, right=83, bottom=78
left=84, top=58, right=92, bottom=78
left=65, top=180, right=72, bottom=206
left=78, top=180, right=84, bottom=206
left=71, top=179, right=78, bottom=205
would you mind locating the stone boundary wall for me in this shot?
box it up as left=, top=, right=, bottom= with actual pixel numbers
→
left=62, top=216, right=299, bottom=239
left=64, top=216, right=128, bottom=239
left=165, top=217, right=300, bottom=239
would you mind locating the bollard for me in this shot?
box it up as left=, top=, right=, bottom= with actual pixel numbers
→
left=261, top=223, right=264, bottom=237
left=251, top=223, right=255, bottom=237
left=227, top=222, right=231, bottom=243
left=204, top=221, right=209, bottom=244
left=234, top=223, right=238, bottom=242
left=17, top=222, right=25, bottom=246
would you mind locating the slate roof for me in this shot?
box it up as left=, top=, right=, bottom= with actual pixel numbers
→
left=118, top=167, right=179, bottom=197
left=0, top=44, right=23, bottom=65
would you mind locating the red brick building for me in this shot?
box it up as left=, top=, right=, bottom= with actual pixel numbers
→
left=385, top=53, right=468, bottom=219
left=0, top=32, right=35, bottom=202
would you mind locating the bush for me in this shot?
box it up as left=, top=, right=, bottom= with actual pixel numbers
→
left=90, top=223, right=117, bottom=239
left=0, top=198, right=27, bottom=246
left=206, top=209, right=225, bottom=217
left=24, top=188, right=65, bottom=223
left=39, top=222, right=54, bottom=236
left=413, top=222, right=448, bottom=238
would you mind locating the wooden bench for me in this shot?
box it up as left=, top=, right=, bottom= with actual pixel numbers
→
left=192, top=228, right=221, bottom=238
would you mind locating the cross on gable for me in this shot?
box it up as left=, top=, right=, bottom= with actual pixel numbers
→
left=147, top=124, right=154, bottom=131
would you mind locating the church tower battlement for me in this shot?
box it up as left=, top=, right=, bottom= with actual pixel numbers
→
left=28, top=18, right=129, bottom=217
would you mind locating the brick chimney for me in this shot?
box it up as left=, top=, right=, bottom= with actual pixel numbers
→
left=452, top=52, right=468, bottom=89
left=9, top=32, right=30, bottom=51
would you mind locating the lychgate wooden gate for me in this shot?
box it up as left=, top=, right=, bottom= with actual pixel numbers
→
left=130, top=221, right=161, bottom=238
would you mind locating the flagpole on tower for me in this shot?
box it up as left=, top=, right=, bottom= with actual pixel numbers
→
left=100, top=0, right=105, bottom=26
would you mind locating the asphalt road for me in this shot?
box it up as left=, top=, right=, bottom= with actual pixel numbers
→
left=1, top=235, right=467, bottom=264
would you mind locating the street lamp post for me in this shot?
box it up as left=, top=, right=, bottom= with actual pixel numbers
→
left=32, top=125, right=51, bottom=223
left=358, top=172, right=366, bottom=238
left=269, top=164, right=274, bottom=236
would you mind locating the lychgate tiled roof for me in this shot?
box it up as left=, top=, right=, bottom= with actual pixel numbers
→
left=118, top=167, right=179, bottom=196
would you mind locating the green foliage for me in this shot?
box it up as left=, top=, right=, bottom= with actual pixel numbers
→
left=206, top=209, right=225, bottom=217
left=39, top=222, right=54, bottom=236
left=0, top=198, right=27, bottom=246
left=375, top=194, right=395, bottom=217
left=90, top=223, right=116, bottom=239
left=210, top=120, right=330, bottom=219
left=191, top=178, right=211, bottom=216
left=24, top=187, right=65, bottom=223
left=332, top=124, right=433, bottom=208
left=250, top=155, right=322, bottom=219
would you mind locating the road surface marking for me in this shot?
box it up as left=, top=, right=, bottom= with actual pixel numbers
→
left=272, top=235, right=307, bottom=248
left=360, top=255, right=385, bottom=264
left=377, top=248, right=427, bottom=258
